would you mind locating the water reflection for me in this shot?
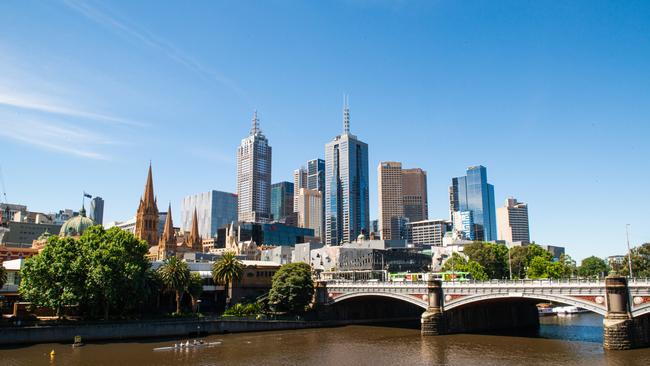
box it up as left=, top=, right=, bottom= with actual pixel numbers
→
left=1, top=314, right=650, bottom=366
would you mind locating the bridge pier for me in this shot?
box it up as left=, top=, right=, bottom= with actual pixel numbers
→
left=603, top=276, right=634, bottom=350
left=421, top=279, right=446, bottom=335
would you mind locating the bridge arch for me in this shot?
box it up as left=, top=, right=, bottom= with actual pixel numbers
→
left=443, top=293, right=607, bottom=316
left=329, top=292, right=428, bottom=309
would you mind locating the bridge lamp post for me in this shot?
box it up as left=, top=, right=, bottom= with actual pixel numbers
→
left=626, top=224, right=633, bottom=278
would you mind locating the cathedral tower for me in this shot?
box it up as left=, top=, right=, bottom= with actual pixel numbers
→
left=135, top=163, right=160, bottom=247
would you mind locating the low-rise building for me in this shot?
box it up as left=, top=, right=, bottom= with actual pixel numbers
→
left=407, top=219, right=450, bottom=247
left=261, top=245, right=293, bottom=265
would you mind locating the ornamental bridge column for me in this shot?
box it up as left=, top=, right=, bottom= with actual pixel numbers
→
left=603, top=276, right=633, bottom=350
left=421, top=279, right=446, bottom=336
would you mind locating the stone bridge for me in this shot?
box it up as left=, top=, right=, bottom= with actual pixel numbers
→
left=314, top=276, right=650, bottom=350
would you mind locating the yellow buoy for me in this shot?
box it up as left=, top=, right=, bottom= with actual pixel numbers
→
left=50, top=349, right=56, bottom=358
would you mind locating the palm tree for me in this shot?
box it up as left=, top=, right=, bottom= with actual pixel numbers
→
left=212, top=252, right=243, bottom=307
left=158, top=257, right=190, bottom=315
left=187, top=272, right=203, bottom=313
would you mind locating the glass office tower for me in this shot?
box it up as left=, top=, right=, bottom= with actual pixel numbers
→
left=449, top=165, right=496, bottom=241
left=271, top=181, right=294, bottom=222
left=324, top=99, right=369, bottom=245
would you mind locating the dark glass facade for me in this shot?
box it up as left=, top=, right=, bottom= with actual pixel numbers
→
left=449, top=165, right=497, bottom=241
left=216, top=222, right=314, bottom=247
left=270, top=181, right=294, bottom=222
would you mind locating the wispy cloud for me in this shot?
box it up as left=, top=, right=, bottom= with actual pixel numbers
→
left=186, top=146, right=235, bottom=166
left=0, top=117, right=112, bottom=160
left=62, top=0, right=249, bottom=102
left=0, top=92, right=144, bottom=127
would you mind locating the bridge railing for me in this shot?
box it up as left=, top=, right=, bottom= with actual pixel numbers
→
left=322, top=278, right=616, bottom=287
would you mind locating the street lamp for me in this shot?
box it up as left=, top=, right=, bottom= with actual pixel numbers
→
left=626, top=224, right=633, bottom=278
left=196, top=299, right=202, bottom=337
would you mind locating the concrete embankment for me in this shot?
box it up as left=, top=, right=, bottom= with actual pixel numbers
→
left=0, top=317, right=417, bottom=346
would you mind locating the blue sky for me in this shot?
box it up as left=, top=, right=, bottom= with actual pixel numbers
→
left=1, top=0, right=648, bottom=261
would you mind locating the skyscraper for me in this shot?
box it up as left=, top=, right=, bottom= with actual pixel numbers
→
left=324, top=98, right=369, bottom=245
left=181, top=190, right=238, bottom=238
left=293, top=167, right=307, bottom=211
left=497, top=198, right=530, bottom=243
left=378, top=162, right=404, bottom=240
left=271, top=181, right=294, bottom=222
left=307, top=158, right=325, bottom=236
left=237, top=111, right=272, bottom=223
left=89, top=196, right=104, bottom=225
left=135, top=163, right=160, bottom=247
left=449, top=165, right=497, bottom=241
left=402, top=168, right=428, bottom=223
left=295, top=188, right=322, bottom=239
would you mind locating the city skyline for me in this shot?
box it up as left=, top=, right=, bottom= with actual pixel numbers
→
left=1, top=1, right=649, bottom=260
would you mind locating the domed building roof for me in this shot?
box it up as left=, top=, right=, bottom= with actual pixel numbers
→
left=59, top=205, right=95, bottom=237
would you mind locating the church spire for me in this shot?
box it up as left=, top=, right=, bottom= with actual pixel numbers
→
left=187, top=207, right=201, bottom=252
left=250, top=110, right=260, bottom=135
left=343, top=94, right=350, bottom=134
left=158, top=203, right=177, bottom=260
left=143, top=162, right=156, bottom=206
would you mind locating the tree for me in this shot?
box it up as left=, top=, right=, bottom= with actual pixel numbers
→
left=527, top=256, right=551, bottom=279
left=441, top=252, right=488, bottom=281
left=268, top=262, right=314, bottom=314
left=578, top=256, right=609, bottom=278
left=80, top=226, right=150, bottom=319
left=0, top=265, right=6, bottom=289
left=158, top=257, right=190, bottom=315
left=525, top=244, right=553, bottom=263
left=508, top=245, right=529, bottom=279
left=620, top=243, right=650, bottom=278
left=19, top=235, right=86, bottom=318
left=212, top=252, right=243, bottom=306
left=463, top=242, right=508, bottom=279
left=187, top=272, right=203, bottom=313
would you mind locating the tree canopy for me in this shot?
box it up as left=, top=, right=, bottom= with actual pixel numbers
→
left=463, top=242, right=508, bottom=279
left=20, top=226, right=151, bottom=319
left=620, top=243, right=650, bottom=278
left=0, top=265, right=7, bottom=289
left=441, top=252, right=488, bottom=281
left=158, top=256, right=190, bottom=315
left=212, top=252, right=243, bottom=304
left=578, top=256, right=609, bottom=278
left=268, top=262, right=314, bottom=314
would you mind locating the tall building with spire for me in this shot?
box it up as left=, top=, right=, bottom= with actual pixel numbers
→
left=157, top=203, right=176, bottom=260
left=185, top=207, right=202, bottom=252
left=135, top=163, right=160, bottom=247
left=237, top=111, right=273, bottom=223
left=324, top=97, right=369, bottom=244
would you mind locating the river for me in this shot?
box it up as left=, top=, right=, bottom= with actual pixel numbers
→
left=1, top=313, right=650, bottom=366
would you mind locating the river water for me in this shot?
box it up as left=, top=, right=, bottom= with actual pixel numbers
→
left=2, top=313, right=650, bottom=366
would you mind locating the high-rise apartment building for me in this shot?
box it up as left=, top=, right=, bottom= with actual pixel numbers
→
left=378, top=162, right=404, bottom=240
left=497, top=198, right=530, bottom=243
left=271, top=181, right=294, bottom=222
left=307, top=158, right=326, bottom=238
left=293, top=167, right=307, bottom=210
left=237, top=111, right=272, bottom=223
left=324, top=98, right=369, bottom=245
left=449, top=165, right=497, bottom=241
left=181, top=190, right=238, bottom=238
left=89, top=196, right=104, bottom=225
left=295, top=188, right=322, bottom=239
left=402, top=168, right=428, bottom=223
left=407, top=219, right=450, bottom=247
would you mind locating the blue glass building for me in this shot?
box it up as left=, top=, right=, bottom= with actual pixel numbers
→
left=449, top=166, right=497, bottom=241
left=271, top=181, right=294, bottom=222
left=325, top=100, right=370, bottom=245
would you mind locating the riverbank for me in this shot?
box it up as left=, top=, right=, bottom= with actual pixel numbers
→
left=0, top=317, right=418, bottom=346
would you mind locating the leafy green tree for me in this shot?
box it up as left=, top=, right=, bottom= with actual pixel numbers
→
left=80, top=226, right=150, bottom=319
left=187, top=272, right=203, bottom=313
left=143, top=268, right=164, bottom=311
left=441, top=252, right=488, bottom=281
left=212, top=252, right=243, bottom=306
left=558, top=254, right=577, bottom=278
left=464, top=242, right=508, bottom=279
left=527, top=256, right=552, bottom=279
left=19, top=235, right=86, bottom=318
left=620, top=243, right=650, bottom=278
left=508, top=246, right=529, bottom=279
left=578, top=256, right=609, bottom=278
left=545, top=261, right=566, bottom=279
left=0, top=265, right=6, bottom=289
left=158, top=257, right=190, bottom=315
left=268, top=262, right=314, bottom=314
left=525, top=244, right=553, bottom=263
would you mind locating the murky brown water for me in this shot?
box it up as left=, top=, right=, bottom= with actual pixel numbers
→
left=1, top=314, right=650, bottom=366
